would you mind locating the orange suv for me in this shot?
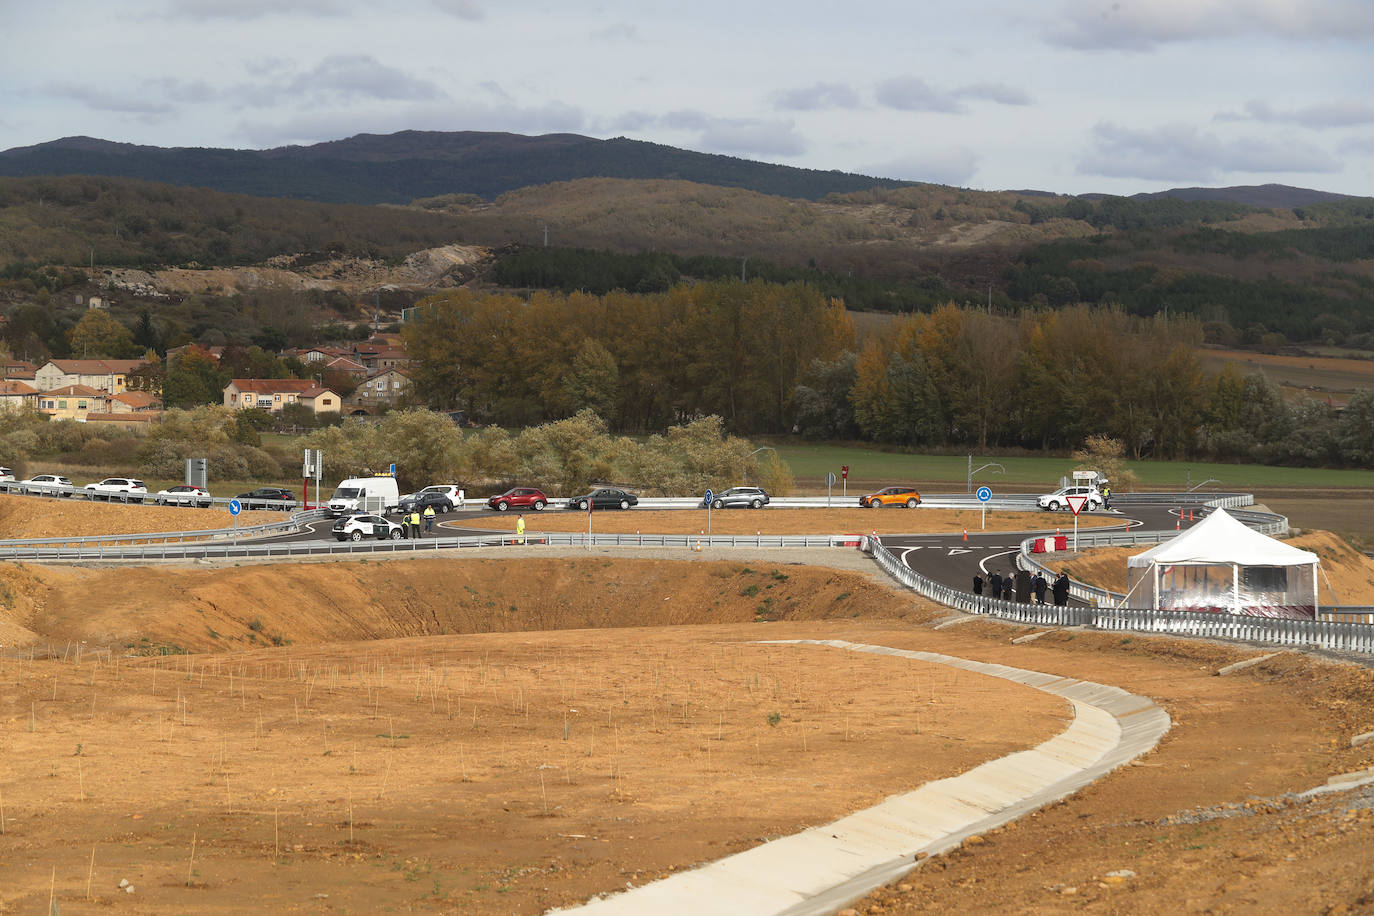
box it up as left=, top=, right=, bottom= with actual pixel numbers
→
left=859, top=486, right=921, bottom=508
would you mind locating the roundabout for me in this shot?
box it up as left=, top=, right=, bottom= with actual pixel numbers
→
left=2, top=492, right=1374, bottom=913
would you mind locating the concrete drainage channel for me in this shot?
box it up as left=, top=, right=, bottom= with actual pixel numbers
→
left=556, top=639, right=1170, bottom=916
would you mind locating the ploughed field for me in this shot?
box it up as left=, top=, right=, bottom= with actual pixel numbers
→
left=2, top=497, right=1374, bottom=913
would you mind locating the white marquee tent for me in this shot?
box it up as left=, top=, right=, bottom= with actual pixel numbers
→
left=1125, top=508, right=1319, bottom=618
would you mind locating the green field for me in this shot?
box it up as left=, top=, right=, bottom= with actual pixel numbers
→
left=765, top=442, right=1374, bottom=494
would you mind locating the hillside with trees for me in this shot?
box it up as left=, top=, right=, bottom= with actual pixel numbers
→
left=0, top=132, right=913, bottom=204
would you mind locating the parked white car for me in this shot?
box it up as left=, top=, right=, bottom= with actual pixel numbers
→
left=332, top=513, right=407, bottom=541
left=19, top=474, right=74, bottom=496
left=1036, top=485, right=1103, bottom=512
left=154, top=484, right=212, bottom=507
left=0, top=466, right=14, bottom=483
left=85, top=477, right=148, bottom=502
left=403, top=484, right=464, bottom=507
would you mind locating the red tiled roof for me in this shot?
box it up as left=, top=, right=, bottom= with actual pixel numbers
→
left=0, top=379, right=38, bottom=396
left=46, top=359, right=146, bottom=374
left=113, top=391, right=161, bottom=408
left=228, top=379, right=324, bottom=393
left=39, top=384, right=106, bottom=398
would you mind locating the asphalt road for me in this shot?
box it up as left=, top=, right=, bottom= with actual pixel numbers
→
left=279, top=500, right=1196, bottom=601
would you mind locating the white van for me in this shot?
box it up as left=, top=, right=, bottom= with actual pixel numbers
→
left=327, top=476, right=400, bottom=517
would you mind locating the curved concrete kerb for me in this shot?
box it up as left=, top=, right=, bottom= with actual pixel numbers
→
left=554, top=639, right=1170, bottom=916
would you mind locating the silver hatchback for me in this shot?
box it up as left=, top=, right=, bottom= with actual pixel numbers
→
left=707, top=487, right=770, bottom=509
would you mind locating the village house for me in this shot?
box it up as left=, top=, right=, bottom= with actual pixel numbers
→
left=33, top=359, right=146, bottom=395
left=37, top=384, right=109, bottom=420
left=0, top=379, right=39, bottom=411
left=223, top=379, right=341, bottom=415
left=2, top=360, right=37, bottom=380
left=348, top=367, right=411, bottom=413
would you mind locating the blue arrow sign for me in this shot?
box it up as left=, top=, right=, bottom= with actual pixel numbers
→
left=228, top=498, right=242, bottom=516
left=976, top=486, right=992, bottom=502
left=704, top=488, right=714, bottom=505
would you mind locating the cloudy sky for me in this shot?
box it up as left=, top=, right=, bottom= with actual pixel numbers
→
left=4, top=0, right=1373, bottom=197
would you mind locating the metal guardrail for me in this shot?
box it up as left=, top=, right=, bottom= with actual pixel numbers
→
left=864, top=492, right=1374, bottom=655
left=0, top=529, right=859, bottom=562
left=0, top=508, right=326, bottom=555
left=865, top=535, right=1374, bottom=654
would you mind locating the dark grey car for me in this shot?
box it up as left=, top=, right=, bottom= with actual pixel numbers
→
left=705, top=486, right=770, bottom=509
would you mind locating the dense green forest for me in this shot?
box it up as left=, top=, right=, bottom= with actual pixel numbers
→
left=0, top=175, right=472, bottom=268
left=0, top=133, right=913, bottom=204
left=398, top=284, right=1374, bottom=467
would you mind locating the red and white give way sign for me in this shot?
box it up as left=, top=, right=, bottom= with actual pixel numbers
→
left=1065, top=494, right=1090, bottom=516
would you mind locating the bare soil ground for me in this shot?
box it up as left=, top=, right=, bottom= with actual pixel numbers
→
left=3, top=500, right=1374, bottom=914
left=0, top=493, right=286, bottom=540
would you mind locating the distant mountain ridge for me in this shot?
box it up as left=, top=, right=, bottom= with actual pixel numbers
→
left=0, top=131, right=915, bottom=204
left=0, top=131, right=1361, bottom=211
left=1128, top=183, right=1357, bottom=209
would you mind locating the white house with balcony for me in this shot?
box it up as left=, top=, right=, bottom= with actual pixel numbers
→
left=222, top=379, right=341, bottom=415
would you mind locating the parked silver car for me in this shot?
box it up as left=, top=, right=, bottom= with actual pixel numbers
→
left=704, top=486, right=770, bottom=509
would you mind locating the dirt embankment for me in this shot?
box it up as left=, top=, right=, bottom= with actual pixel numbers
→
left=0, top=556, right=927, bottom=653
left=0, top=493, right=285, bottom=540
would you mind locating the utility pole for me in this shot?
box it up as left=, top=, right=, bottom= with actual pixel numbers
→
left=740, top=256, right=748, bottom=282
left=543, top=224, right=549, bottom=247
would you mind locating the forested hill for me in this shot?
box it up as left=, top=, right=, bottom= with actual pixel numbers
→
left=0, top=131, right=914, bottom=205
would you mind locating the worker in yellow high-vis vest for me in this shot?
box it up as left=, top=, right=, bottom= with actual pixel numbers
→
left=515, top=513, right=526, bottom=545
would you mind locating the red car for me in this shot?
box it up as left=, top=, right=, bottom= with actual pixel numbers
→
left=486, top=487, right=548, bottom=512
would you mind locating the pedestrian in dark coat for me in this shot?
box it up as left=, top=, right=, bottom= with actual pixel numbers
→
left=1051, top=572, right=1070, bottom=606
left=1014, top=569, right=1032, bottom=603
left=989, top=571, right=1003, bottom=599
left=1033, top=572, right=1048, bottom=604
left=972, top=574, right=984, bottom=595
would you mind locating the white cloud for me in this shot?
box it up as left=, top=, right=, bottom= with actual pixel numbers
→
left=875, top=77, right=965, bottom=113
left=590, top=23, right=637, bottom=40
left=1217, top=99, right=1374, bottom=129
left=432, top=0, right=484, bottom=21
left=41, top=82, right=173, bottom=115
left=285, top=55, right=448, bottom=103
left=165, top=0, right=353, bottom=21
left=699, top=118, right=806, bottom=157
left=1078, top=121, right=1341, bottom=182
left=1047, top=0, right=1374, bottom=51
left=866, top=149, right=979, bottom=186
left=772, top=83, right=862, bottom=112
left=956, top=83, right=1032, bottom=106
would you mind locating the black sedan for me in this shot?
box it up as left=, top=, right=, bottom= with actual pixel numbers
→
left=235, top=487, right=295, bottom=510
left=566, top=488, right=638, bottom=511
left=398, top=491, right=454, bottom=515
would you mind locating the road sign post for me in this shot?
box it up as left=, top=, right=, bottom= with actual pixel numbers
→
left=1065, top=494, right=1089, bottom=551
left=704, top=488, right=713, bottom=534
left=841, top=465, right=848, bottom=497
left=825, top=472, right=836, bottom=508
left=228, top=497, right=242, bottom=538
left=976, top=486, right=992, bottom=530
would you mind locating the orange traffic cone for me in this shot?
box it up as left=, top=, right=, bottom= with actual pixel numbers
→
left=962, top=529, right=967, bottom=542
left=1188, top=508, right=1194, bottom=522
left=1176, top=514, right=1181, bottom=530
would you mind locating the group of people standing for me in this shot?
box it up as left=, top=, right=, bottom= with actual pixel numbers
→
left=973, top=568, right=1071, bottom=606
left=402, top=505, right=438, bottom=538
